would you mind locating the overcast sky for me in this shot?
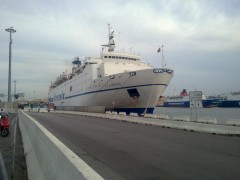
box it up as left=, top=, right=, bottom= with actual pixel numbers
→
left=0, top=0, right=240, bottom=100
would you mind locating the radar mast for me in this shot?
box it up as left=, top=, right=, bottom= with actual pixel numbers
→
left=102, top=23, right=115, bottom=52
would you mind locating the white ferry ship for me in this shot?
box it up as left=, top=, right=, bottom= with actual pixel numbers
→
left=48, top=24, right=174, bottom=115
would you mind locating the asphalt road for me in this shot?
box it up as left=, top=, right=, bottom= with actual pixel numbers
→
left=28, top=112, right=240, bottom=180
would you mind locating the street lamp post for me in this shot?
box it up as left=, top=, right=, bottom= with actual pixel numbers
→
left=5, top=27, right=16, bottom=102
left=14, top=80, right=17, bottom=102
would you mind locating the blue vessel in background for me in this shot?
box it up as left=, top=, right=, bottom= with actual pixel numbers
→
left=218, top=91, right=240, bottom=108
left=206, top=95, right=227, bottom=107
left=162, top=89, right=213, bottom=108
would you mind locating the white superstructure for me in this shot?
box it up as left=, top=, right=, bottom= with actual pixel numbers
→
left=48, top=24, right=174, bottom=115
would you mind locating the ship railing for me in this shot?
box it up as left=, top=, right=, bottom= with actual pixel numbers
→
left=72, top=66, right=85, bottom=75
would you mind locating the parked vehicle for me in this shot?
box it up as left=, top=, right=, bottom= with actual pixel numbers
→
left=0, top=113, right=10, bottom=137
left=38, top=104, right=48, bottom=113
left=23, top=105, right=31, bottom=112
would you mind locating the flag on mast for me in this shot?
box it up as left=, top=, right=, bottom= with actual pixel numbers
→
left=157, top=48, right=161, bottom=53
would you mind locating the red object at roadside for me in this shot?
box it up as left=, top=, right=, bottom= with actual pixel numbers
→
left=0, top=116, right=10, bottom=127
left=0, top=114, right=10, bottom=137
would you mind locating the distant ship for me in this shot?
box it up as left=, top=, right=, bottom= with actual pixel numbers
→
left=48, top=24, right=174, bottom=115
left=218, top=91, right=240, bottom=108
left=206, top=95, right=227, bottom=107
left=161, top=89, right=213, bottom=108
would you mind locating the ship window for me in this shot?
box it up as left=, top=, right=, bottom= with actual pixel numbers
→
left=109, top=56, right=112, bottom=58
left=116, top=56, right=119, bottom=59
left=112, top=56, right=115, bottom=58
left=104, top=56, right=107, bottom=58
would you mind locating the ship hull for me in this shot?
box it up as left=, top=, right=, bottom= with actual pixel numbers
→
left=48, top=69, right=173, bottom=114
left=218, top=100, right=240, bottom=108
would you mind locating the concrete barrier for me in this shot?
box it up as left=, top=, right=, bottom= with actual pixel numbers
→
left=197, top=117, right=217, bottom=124
left=173, top=116, right=190, bottom=122
left=18, top=110, right=103, bottom=180
left=130, top=113, right=138, bottom=117
left=156, top=114, right=170, bottom=120
left=0, top=151, right=8, bottom=180
left=119, top=112, right=126, bottom=116
left=57, top=106, right=105, bottom=113
left=226, top=119, right=240, bottom=126
left=144, top=114, right=169, bottom=120
left=144, top=114, right=156, bottom=118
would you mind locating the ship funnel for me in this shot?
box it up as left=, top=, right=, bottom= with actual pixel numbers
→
left=72, top=57, right=81, bottom=65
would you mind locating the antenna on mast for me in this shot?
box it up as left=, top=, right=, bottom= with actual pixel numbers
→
left=101, top=23, right=115, bottom=52
left=162, top=45, right=166, bottom=68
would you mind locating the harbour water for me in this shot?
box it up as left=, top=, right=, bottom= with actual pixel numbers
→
left=154, top=107, right=240, bottom=124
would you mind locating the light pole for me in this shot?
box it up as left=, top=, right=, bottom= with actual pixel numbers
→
left=33, top=90, right=35, bottom=100
left=14, top=80, right=17, bottom=102
left=5, top=27, right=16, bottom=102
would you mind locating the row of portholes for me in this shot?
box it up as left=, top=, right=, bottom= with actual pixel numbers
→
left=104, top=56, right=139, bottom=61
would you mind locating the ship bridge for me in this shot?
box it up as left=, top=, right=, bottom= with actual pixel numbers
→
left=101, top=52, right=141, bottom=61
left=99, top=52, right=152, bottom=76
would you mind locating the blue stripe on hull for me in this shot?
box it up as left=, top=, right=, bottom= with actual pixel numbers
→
left=163, top=100, right=213, bottom=108
left=64, top=83, right=167, bottom=100
left=163, top=101, right=189, bottom=107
